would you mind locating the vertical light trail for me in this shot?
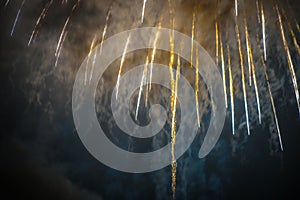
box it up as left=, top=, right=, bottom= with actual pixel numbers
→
left=261, top=2, right=267, bottom=61
left=141, top=0, right=147, bottom=23
left=219, top=31, right=228, bottom=108
left=4, top=0, right=10, bottom=7
left=28, top=0, right=53, bottom=46
left=281, top=7, right=300, bottom=56
left=276, top=5, right=300, bottom=118
left=256, top=0, right=261, bottom=24
left=84, top=36, right=96, bottom=85
left=249, top=44, right=262, bottom=124
left=235, top=0, right=238, bottom=16
left=235, top=18, right=251, bottom=135
left=195, top=48, right=201, bottom=128
left=227, top=45, right=235, bottom=135
left=149, top=22, right=161, bottom=91
left=116, top=34, right=131, bottom=99
left=190, top=6, right=196, bottom=68
left=90, top=5, right=112, bottom=83
left=244, top=16, right=252, bottom=86
left=256, top=35, right=283, bottom=150
left=11, top=0, right=26, bottom=36
left=167, top=0, right=176, bottom=198
left=55, top=0, right=80, bottom=67
left=215, top=21, right=219, bottom=66
left=135, top=56, right=149, bottom=121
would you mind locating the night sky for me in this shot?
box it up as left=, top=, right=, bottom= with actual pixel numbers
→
left=1, top=0, right=300, bottom=199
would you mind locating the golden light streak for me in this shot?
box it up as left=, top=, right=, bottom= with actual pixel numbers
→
left=84, top=36, right=96, bottom=85
left=227, top=45, right=235, bottom=135
left=235, top=0, right=238, bottom=16
left=116, top=34, right=131, bottom=99
left=219, top=31, right=228, bottom=108
left=28, top=0, right=53, bottom=46
left=149, top=22, right=161, bottom=91
left=141, top=0, right=147, bottom=23
left=281, top=7, right=300, bottom=56
left=256, top=34, right=283, bottom=150
left=190, top=7, right=196, bottom=68
left=276, top=5, right=300, bottom=118
left=261, top=2, right=267, bottom=61
left=235, top=18, right=251, bottom=135
left=215, top=21, right=219, bottom=65
left=244, top=16, right=252, bottom=86
left=55, top=0, right=80, bottom=67
left=11, top=0, right=26, bottom=36
left=135, top=55, right=149, bottom=121
left=249, top=43, right=262, bottom=124
left=195, top=48, right=201, bottom=128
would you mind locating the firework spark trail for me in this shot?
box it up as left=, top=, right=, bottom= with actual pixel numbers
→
left=54, top=30, right=68, bottom=67
left=285, top=0, right=300, bottom=34
left=4, top=0, right=10, bottom=7
left=135, top=56, right=149, bottom=121
left=219, top=31, right=228, bottom=108
left=281, top=7, right=300, bottom=56
left=235, top=17, right=251, bottom=135
left=84, top=36, right=96, bottom=85
left=141, top=0, right=147, bottom=23
left=28, top=0, right=53, bottom=46
left=55, top=0, right=80, bottom=67
left=190, top=6, right=196, bottom=68
left=235, top=0, right=238, bottom=16
left=215, top=20, right=219, bottom=66
left=261, top=2, right=267, bottom=61
left=148, top=22, right=161, bottom=91
left=256, top=35, right=283, bottom=150
left=89, top=37, right=99, bottom=85
left=249, top=43, right=262, bottom=124
left=116, top=34, right=131, bottom=99
left=256, top=0, right=261, bottom=24
left=227, top=45, right=235, bottom=135
left=276, top=5, right=300, bottom=119
left=167, top=0, right=177, bottom=198
left=99, top=5, right=112, bottom=56
left=11, top=0, right=26, bottom=36
left=243, top=12, right=252, bottom=86
left=195, top=48, right=201, bottom=128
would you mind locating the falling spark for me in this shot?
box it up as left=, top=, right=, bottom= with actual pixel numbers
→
left=116, top=34, right=131, bottom=99
left=256, top=0, right=261, bottom=24
left=190, top=7, right=196, bottom=68
left=141, top=0, right=147, bottom=23
left=89, top=5, right=112, bottom=83
left=215, top=21, right=219, bottom=65
left=244, top=16, right=252, bottom=86
left=4, top=0, right=10, bottom=7
left=261, top=2, right=267, bottom=61
left=276, top=5, right=300, bottom=118
left=249, top=43, right=262, bottom=124
left=54, top=30, right=68, bottom=67
left=55, top=0, right=80, bottom=67
left=219, top=31, right=228, bottom=108
left=135, top=56, right=149, bottom=121
left=227, top=45, right=235, bottom=135
left=99, top=5, right=112, bottom=56
left=256, top=34, right=283, bottom=150
left=235, top=0, right=238, bottom=16
left=11, top=0, right=26, bottom=36
left=195, top=48, right=201, bottom=128
left=148, top=22, right=161, bottom=91
left=281, top=7, right=300, bottom=56
left=28, top=0, right=53, bottom=46
left=235, top=18, right=251, bottom=135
